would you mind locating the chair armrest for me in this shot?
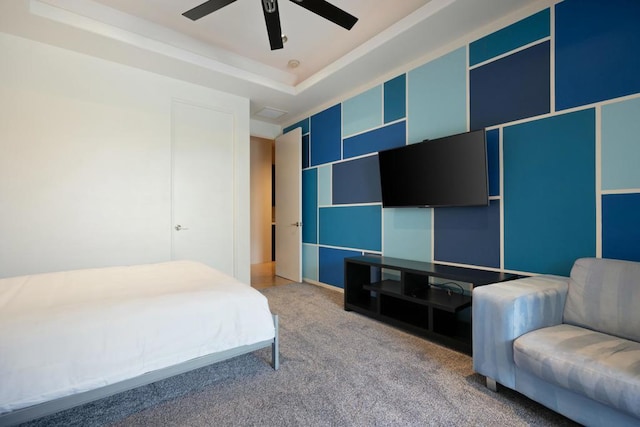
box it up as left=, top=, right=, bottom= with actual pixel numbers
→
left=472, top=275, right=568, bottom=389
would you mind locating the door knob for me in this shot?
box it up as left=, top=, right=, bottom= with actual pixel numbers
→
left=290, top=222, right=303, bottom=227
left=175, top=224, right=189, bottom=231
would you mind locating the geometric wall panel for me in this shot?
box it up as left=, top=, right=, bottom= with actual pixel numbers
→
left=383, top=207, right=431, bottom=262
left=311, top=104, right=341, bottom=166
left=318, top=165, right=332, bottom=206
left=283, top=117, right=310, bottom=135
left=434, top=200, right=501, bottom=268
left=470, top=8, right=550, bottom=67
left=408, top=47, right=467, bottom=143
left=486, top=129, right=500, bottom=197
left=332, top=155, right=381, bottom=204
left=343, top=85, right=382, bottom=137
left=601, top=97, right=640, bottom=191
left=302, top=134, right=310, bottom=169
left=470, top=41, right=550, bottom=130
left=555, top=0, right=640, bottom=111
left=303, top=243, right=319, bottom=281
left=302, top=168, right=318, bottom=244
left=602, top=193, right=640, bottom=262
left=503, top=109, right=596, bottom=276
left=384, top=74, right=406, bottom=123
left=319, top=246, right=362, bottom=288
left=319, top=205, right=381, bottom=251
left=343, top=121, right=406, bottom=159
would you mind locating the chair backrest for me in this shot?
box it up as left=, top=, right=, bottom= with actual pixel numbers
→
left=563, top=257, right=640, bottom=342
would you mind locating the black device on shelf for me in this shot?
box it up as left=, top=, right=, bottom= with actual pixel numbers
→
left=344, top=255, right=518, bottom=354
left=378, top=129, right=489, bottom=208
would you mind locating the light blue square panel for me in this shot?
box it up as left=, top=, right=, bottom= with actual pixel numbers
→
left=311, top=104, right=341, bottom=166
left=601, top=97, right=640, bottom=191
left=318, top=164, right=332, bottom=206
left=343, top=85, right=382, bottom=137
left=555, top=0, right=640, bottom=110
left=408, top=47, right=467, bottom=143
left=302, top=243, right=319, bottom=281
left=383, top=208, right=431, bottom=262
left=434, top=200, right=501, bottom=269
left=319, top=206, right=382, bottom=251
left=503, top=109, right=596, bottom=276
left=319, top=246, right=362, bottom=288
left=302, top=168, right=318, bottom=244
left=470, top=8, right=550, bottom=66
left=603, top=193, right=640, bottom=262
left=384, top=74, right=406, bottom=123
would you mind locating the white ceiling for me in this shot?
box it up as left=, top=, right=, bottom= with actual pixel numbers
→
left=0, top=0, right=545, bottom=127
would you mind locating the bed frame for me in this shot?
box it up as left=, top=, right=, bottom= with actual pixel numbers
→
left=0, top=315, right=279, bottom=426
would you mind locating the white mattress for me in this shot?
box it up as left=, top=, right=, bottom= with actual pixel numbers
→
left=0, top=261, right=275, bottom=413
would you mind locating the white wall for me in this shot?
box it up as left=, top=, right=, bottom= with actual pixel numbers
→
left=0, top=32, right=251, bottom=282
left=250, top=137, right=274, bottom=264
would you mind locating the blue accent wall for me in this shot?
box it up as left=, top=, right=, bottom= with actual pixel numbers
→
left=302, top=168, right=317, bottom=244
left=286, top=1, right=640, bottom=288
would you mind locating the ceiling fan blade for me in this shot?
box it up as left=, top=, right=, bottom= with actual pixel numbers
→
left=183, top=0, right=237, bottom=21
left=262, top=0, right=284, bottom=50
left=289, top=0, right=358, bottom=30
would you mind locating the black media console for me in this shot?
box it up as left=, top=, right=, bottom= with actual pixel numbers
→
left=344, top=255, right=518, bottom=354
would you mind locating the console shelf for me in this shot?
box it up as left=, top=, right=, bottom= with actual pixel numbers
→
left=344, top=255, right=518, bottom=354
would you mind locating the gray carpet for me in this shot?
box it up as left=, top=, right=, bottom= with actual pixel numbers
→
left=23, top=282, right=578, bottom=426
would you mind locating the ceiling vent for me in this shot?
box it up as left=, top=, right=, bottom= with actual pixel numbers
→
left=255, top=106, right=288, bottom=120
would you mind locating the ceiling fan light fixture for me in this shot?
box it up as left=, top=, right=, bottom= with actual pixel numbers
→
left=287, top=59, right=300, bottom=68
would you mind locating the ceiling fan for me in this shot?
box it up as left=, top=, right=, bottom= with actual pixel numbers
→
left=183, top=0, right=358, bottom=50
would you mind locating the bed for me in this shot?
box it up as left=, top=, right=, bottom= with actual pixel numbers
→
left=0, top=260, right=279, bottom=426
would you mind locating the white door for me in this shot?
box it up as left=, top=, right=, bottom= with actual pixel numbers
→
left=275, top=127, right=302, bottom=282
left=171, top=101, right=235, bottom=276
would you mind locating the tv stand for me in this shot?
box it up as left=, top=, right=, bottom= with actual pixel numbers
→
left=344, top=255, right=518, bottom=354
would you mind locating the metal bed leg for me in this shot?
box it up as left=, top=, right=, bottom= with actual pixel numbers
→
left=272, top=314, right=280, bottom=370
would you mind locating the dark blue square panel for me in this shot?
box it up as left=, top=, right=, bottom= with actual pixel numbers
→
left=333, top=155, right=381, bottom=205
left=503, top=109, right=596, bottom=276
left=556, top=0, right=640, bottom=110
left=302, top=168, right=318, bottom=244
left=470, top=41, right=550, bottom=130
left=319, top=246, right=362, bottom=288
left=434, top=200, right=501, bottom=269
left=603, top=193, right=640, bottom=263
left=311, top=104, right=342, bottom=166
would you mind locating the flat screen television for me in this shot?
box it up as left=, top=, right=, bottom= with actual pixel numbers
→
left=378, top=129, right=489, bottom=208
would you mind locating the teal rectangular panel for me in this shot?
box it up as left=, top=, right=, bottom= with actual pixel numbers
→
left=302, top=168, right=318, bottom=244
left=284, top=117, right=310, bottom=135
left=318, top=164, right=332, bottom=206
left=504, top=109, right=596, bottom=276
left=343, top=86, right=382, bottom=137
left=319, top=206, right=382, bottom=251
left=470, top=9, right=550, bottom=66
left=408, top=47, right=467, bottom=143
left=319, top=246, right=362, bottom=288
left=383, top=207, right=431, bottom=262
left=302, top=243, right=319, bottom=281
left=601, top=97, right=640, bottom=190
left=343, top=121, right=405, bottom=159
left=384, top=74, right=406, bottom=123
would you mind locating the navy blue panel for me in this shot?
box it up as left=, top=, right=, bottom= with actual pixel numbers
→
left=470, top=41, right=550, bottom=130
left=319, top=246, right=362, bottom=288
left=284, top=118, right=310, bottom=135
left=302, top=134, right=310, bottom=169
left=343, top=121, right=406, bottom=159
left=332, top=156, right=381, bottom=204
left=603, top=193, right=640, bottom=262
left=486, top=129, right=500, bottom=197
left=311, top=104, right=342, bottom=166
left=434, top=200, right=501, bottom=268
left=556, top=0, right=640, bottom=110
left=302, top=168, right=318, bottom=244
left=384, top=74, right=406, bottom=123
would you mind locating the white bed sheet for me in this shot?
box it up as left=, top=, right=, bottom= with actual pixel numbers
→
left=0, top=261, right=275, bottom=413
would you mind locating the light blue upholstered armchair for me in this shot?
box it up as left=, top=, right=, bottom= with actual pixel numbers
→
left=472, top=258, right=640, bottom=427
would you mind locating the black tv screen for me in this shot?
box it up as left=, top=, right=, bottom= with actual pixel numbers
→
left=378, top=129, right=489, bottom=208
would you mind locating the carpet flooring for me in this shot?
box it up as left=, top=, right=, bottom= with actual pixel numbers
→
left=23, top=282, right=578, bottom=426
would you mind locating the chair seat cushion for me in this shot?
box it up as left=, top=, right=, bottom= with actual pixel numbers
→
left=514, top=324, right=640, bottom=418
